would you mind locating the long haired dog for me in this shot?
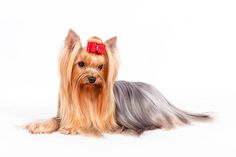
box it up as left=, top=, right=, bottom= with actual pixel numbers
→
left=26, top=29, right=211, bottom=136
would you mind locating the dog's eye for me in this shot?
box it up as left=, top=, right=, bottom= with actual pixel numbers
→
left=78, top=61, right=85, bottom=68
left=98, top=64, right=103, bottom=70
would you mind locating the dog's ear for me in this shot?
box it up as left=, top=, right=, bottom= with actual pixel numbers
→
left=65, top=29, right=81, bottom=50
left=105, top=36, right=117, bottom=52
left=104, top=36, right=120, bottom=84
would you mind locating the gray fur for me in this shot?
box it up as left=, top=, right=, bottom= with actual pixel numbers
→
left=113, top=81, right=211, bottom=134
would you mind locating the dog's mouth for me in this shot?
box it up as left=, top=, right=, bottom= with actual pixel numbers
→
left=80, top=82, right=103, bottom=88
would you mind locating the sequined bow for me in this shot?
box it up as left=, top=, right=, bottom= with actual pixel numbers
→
left=86, top=42, right=106, bottom=55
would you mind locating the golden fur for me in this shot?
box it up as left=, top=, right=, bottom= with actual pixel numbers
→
left=27, top=29, right=119, bottom=136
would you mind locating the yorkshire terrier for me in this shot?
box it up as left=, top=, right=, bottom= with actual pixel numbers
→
left=26, top=29, right=211, bottom=136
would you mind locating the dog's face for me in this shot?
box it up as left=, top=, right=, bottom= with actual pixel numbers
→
left=61, top=29, right=118, bottom=91
left=72, top=48, right=107, bottom=88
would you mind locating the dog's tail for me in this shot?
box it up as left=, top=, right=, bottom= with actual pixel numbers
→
left=167, top=102, right=212, bottom=124
left=114, top=81, right=212, bottom=134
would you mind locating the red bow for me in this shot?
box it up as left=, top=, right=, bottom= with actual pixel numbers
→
left=86, top=42, right=106, bottom=55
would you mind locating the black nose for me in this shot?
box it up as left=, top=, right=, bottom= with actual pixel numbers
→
left=88, top=76, right=96, bottom=84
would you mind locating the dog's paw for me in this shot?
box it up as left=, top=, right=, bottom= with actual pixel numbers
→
left=26, top=119, right=59, bottom=134
left=59, top=127, right=81, bottom=135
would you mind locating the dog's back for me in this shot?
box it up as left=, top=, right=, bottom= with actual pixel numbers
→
left=113, top=81, right=212, bottom=134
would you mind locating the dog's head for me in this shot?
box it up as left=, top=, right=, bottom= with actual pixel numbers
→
left=60, top=29, right=119, bottom=91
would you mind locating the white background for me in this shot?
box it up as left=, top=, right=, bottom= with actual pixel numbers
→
left=0, top=0, right=236, bottom=157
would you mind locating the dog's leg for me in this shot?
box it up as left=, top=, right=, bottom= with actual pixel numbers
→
left=26, top=117, right=60, bottom=134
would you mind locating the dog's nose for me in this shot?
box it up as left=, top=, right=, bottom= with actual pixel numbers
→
left=88, top=76, right=96, bottom=84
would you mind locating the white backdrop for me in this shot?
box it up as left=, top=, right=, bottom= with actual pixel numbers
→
left=0, top=0, right=235, bottom=157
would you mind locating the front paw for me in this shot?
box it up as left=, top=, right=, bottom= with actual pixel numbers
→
left=26, top=119, right=59, bottom=134
left=26, top=122, right=52, bottom=134
left=59, top=127, right=81, bottom=135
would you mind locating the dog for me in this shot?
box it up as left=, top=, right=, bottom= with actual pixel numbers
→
left=26, top=29, right=212, bottom=136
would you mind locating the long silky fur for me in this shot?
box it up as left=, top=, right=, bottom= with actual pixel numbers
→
left=26, top=29, right=212, bottom=136
left=58, top=35, right=118, bottom=135
left=114, top=81, right=212, bottom=135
